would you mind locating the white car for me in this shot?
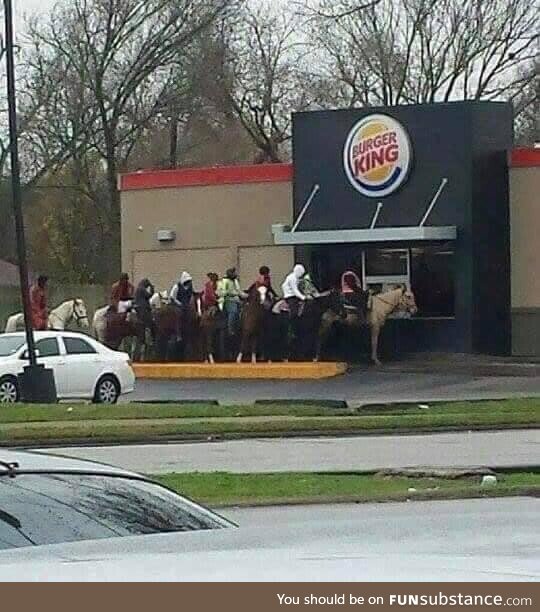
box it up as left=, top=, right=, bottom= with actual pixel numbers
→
left=0, top=331, right=135, bottom=404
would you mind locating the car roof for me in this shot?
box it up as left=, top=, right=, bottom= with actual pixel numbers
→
left=0, top=331, right=94, bottom=341
left=0, top=511, right=537, bottom=581
left=0, top=448, right=136, bottom=478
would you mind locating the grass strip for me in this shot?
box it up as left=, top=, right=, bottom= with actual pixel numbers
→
left=0, top=398, right=538, bottom=422
left=1, top=410, right=539, bottom=446
left=153, top=471, right=540, bottom=507
left=0, top=399, right=537, bottom=445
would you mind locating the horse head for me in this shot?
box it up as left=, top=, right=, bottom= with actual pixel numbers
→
left=72, top=299, right=90, bottom=328
left=397, top=286, right=418, bottom=316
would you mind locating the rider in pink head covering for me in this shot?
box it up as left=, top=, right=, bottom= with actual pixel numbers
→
left=340, top=270, right=368, bottom=322
left=341, top=270, right=362, bottom=293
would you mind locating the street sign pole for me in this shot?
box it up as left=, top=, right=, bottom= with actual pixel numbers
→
left=3, top=0, right=56, bottom=403
left=3, top=0, right=37, bottom=365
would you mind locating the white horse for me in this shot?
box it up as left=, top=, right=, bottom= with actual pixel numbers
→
left=5, top=299, right=90, bottom=333
left=92, top=292, right=167, bottom=344
left=317, top=286, right=418, bottom=366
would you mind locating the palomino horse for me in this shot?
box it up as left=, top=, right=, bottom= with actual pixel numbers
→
left=316, top=286, right=418, bottom=365
left=5, top=299, right=90, bottom=332
left=236, top=286, right=269, bottom=364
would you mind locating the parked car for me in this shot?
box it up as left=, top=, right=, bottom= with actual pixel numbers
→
left=0, top=449, right=233, bottom=552
left=0, top=331, right=135, bottom=404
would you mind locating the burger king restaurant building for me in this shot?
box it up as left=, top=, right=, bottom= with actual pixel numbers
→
left=120, top=101, right=540, bottom=357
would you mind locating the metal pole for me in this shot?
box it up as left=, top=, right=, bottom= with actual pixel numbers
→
left=419, top=178, right=449, bottom=227
left=370, top=202, right=383, bottom=229
left=291, top=184, right=320, bottom=233
left=3, top=0, right=37, bottom=366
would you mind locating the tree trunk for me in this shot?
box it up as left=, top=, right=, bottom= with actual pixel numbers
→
left=169, top=116, right=179, bottom=169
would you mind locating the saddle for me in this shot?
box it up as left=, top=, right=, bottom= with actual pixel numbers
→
left=272, top=299, right=306, bottom=316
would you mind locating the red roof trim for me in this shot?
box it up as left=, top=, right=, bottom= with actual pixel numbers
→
left=510, top=148, right=540, bottom=168
left=119, top=163, right=293, bottom=191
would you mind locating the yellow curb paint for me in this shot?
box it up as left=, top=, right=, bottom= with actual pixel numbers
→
left=133, top=362, right=348, bottom=380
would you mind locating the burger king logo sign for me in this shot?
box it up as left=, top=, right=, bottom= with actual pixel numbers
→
left=344, top=114, right=412, bottom=198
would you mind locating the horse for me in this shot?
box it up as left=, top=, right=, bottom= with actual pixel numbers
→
left=153, top=294, right=202, bottom=361
left=200, top=305, right=226, bottom=364
left=264, top=290, right=341, bottom=362
left=236, top=285, right=269, bottom=364
left=5, top=299, right=90, bottom=333
left=316, top=286, right=418, bottom=365
left=93, top=300, right=152, bottom=356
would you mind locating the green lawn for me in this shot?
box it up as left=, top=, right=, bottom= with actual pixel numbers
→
left=154, top=471, right=540, bottom=507
left=0, top=398, right=538, bottom=445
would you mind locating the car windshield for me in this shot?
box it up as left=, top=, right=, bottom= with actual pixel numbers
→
left=0, top=336, right=25, bottom=357
left=0, top=473, right=231, bottom=550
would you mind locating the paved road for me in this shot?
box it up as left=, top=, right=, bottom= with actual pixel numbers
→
left=130, top=370, right=540, bottom=405
left=40, top=429, right=540, bottom=473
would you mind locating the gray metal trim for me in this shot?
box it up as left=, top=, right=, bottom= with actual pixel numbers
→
left=272, top=226, right=457, bottom=245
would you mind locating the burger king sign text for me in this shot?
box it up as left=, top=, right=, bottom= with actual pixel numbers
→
left=344, top=114, right=412, bottom=198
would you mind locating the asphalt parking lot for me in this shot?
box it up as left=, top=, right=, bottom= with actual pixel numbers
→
left=129, top=369, right=540, bottom=405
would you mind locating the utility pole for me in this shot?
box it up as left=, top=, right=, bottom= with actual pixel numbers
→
left=3, top=0, right=56, bottom=402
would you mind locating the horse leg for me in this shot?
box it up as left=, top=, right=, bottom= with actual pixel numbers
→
left=315, top=313, right=336, bottom=362
left=371, top=324, right=382, bottom=366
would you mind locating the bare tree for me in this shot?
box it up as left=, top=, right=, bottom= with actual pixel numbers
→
left=26, top=0, right=237, bottom=225
left=222, top=4, right=314, bottom=162
left=305, top=0, right=538, bottom=110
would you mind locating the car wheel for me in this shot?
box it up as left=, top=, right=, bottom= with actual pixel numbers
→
left=94, top=375, right=120, bottom=404
left=0, top=376, right=19, bottom=403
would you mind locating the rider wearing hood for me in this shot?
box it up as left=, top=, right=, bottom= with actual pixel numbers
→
left=170, top=272, right=194, bottom=307
left=134, top=278, right=155, bottom=320
left=282, top=264, right=308, bottom=318
left=341, top=270, right=369, bottom=322
left=133, top=279, right=156, bottom=358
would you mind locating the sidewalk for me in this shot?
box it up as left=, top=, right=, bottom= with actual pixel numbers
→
left=379, top=353, right=540, bottom=377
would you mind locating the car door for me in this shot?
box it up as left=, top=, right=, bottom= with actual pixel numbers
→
left=60, top=336, right=104, bottom=398
left=34, top=338, right=69, bottom=397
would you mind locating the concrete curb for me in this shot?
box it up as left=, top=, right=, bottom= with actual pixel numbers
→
left=133, top=362, right=348, bottom=380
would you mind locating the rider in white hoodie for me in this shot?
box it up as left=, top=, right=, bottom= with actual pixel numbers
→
left=282, top=264, right=309, bottom=318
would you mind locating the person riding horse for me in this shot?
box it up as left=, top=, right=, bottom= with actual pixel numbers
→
left=169, top=271, right=195, bottom=341
left=109, top=273, right=134, bottom=316
left=202, top=273, right=219, bottom=311
left=217, top=268, right=247, bottom=337
left=341, top=270, right=369, bottom=324
left=132, top=278, right=156, bottom=361
left=30, top=275, right=49, bottom=331
left=252, top=266, right=278, bottom=302
left=282, top=264, right=311, bottom=318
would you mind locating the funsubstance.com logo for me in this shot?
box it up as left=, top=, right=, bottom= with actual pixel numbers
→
left=344, top=114, right=412, bottom=198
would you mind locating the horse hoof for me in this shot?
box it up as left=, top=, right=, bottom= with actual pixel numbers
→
left=373, top=359, right=382, bottom=367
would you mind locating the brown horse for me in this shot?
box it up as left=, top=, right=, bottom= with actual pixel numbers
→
left=154, top=295, right=202, bottom=361
left=153, top=304, right=182, bottom=361
left=103, top=310, right=141, bottom=353
left=316, top=286, right=418, bottom=365
left=236, top=286, right=269, bottom=364
left=200, top=306, right=226, bottom=364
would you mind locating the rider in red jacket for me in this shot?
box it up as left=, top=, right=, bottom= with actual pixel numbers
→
left=30, top=275, right=49, bottom=330
left=202, top=273, right=219, bottom=310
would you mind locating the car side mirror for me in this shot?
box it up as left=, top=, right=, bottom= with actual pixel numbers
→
left=22, top=349, right=40, bottom=360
